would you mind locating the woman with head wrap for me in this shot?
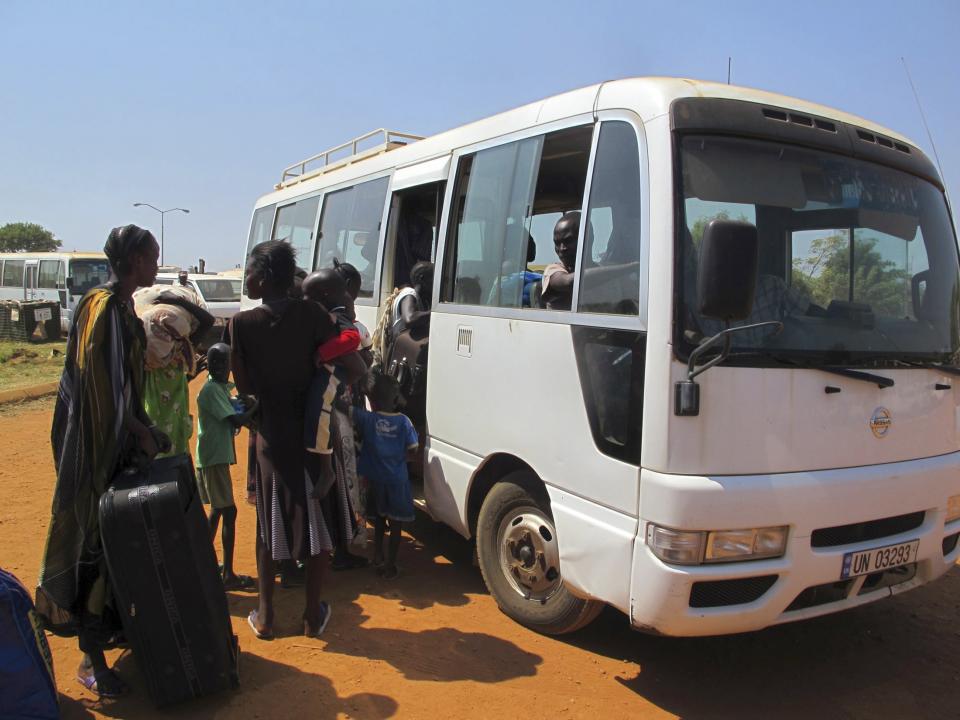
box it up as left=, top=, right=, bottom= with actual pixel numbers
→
left=230, top=240, right=339, bottom=639
left=36, top=224, right=169, bottom=698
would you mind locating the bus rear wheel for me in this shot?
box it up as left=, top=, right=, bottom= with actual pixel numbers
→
left=476, top=472, right=603, bottom=635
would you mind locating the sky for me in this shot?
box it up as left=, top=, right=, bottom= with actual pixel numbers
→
left=2, top=0, right=959, bottom=271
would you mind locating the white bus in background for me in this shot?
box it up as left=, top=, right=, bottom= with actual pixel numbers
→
left=239, top=78, right=960, bottom=636
left=0, top=252, right=111, bottom=333
left=154, top=272, right=242, bottom=324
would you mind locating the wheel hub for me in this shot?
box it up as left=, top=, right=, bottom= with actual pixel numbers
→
left=497, top=507, right=562, bottom=602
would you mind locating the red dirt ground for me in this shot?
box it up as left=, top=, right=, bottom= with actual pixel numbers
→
left=1, top=388, right=958, bottom=719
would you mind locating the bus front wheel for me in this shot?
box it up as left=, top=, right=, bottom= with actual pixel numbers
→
left=476, top=472, right=603, bottom=635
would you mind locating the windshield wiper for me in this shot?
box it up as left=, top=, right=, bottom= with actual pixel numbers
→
left=900, top=361, right=960, bottom=377
left=728, top=350, right=895, bottom=388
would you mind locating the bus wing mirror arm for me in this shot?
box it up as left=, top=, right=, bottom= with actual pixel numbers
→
left=674, top=321, right=783, bottom=417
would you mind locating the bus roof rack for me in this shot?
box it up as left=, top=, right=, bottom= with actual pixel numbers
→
left=276, top=129, right=424, bottom=189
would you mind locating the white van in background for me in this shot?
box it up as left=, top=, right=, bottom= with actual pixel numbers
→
left=0, top=251, right=111, bottom=333
left=154, top=272, right=242, bottom=324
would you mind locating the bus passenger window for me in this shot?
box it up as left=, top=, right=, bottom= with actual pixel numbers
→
left=443, top=124, right=592, bottom=309
left=577, top=121, right=643, bottom=315
left=246, top=205, right=276, bottom=258
left=315, top=176, right=389, bottom=299
left=2, top=260, right=24, bottom=288
left=273, top=196, right=321, bottom=267
left=38, top=260, right=63, bottom=289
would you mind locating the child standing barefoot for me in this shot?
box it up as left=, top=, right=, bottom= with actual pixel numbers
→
left=195, top=343, right=258, bottom=589
left=354, top=374, right=418, bottom=579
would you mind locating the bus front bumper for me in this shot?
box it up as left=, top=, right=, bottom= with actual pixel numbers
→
left=630, top=452, right=960, bottom=636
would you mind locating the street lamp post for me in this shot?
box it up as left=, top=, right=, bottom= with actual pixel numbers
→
left=133, top=203, right=190, bottom=265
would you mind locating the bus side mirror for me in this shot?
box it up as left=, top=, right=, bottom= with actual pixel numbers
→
left=697, top=219, right=759, bottom=321
left=676, top=220, right=767, bottom=418
left=66, top=276, right=76, bottom=292
left=911, top=269, right=931, bottom=320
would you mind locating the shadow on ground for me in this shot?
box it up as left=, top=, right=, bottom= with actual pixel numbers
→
left=59, top=649, right=398, bottom=720
left=321, top=600, right=542, bottom=682
left=561, top=565, right=960, bottom=719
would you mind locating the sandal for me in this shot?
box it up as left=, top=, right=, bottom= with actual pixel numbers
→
left=77, top=668, right=129, bottom=699
left=247, top=610, right=274, bottom=640
left=303, top=601, right=332, bottom=638
left=222, top=574, right=256, bottom=590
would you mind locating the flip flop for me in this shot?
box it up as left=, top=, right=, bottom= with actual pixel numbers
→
left=222, top=574, right=256, bottom=590
left=247, top=610, right=273, bottom=640
left=76, top=669, right=129, bottom=699
left=303, top=601, right=332, bottom=638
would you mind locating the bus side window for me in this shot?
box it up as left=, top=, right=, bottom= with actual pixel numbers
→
left=2, top=259, right=24, bottom=288
left=38, top=260, right=61, bottom=289
left=315, top=176, right=389, bottom=299
left=577, top=121, right=643, bottom=315
left=273, top=196, right=321, bottom=268
left=442, top=124, right=592, bottom=309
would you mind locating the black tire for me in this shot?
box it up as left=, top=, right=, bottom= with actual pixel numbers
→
left=476, top=471, right=603, bottom=635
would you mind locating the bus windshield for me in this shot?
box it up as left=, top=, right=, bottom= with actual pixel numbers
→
left=678, top=135, right=960, bottom=366
left=196, top=279, right=241, bottom=302
left=70, top=259, right=112, bottom=296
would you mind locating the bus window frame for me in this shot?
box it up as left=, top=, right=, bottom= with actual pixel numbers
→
left=38, top=259, right=63, bottom=289
left=272, top=189, right=325, bottom=270
left=1, top=258, right=25, bottom=289
left=434, top=110, right=649, bottom=332
left=276, top=169, right=392, bottom=308
left=311, top=173, right=392, bottom=306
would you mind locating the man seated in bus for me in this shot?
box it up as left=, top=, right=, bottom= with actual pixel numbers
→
left=541, top=212, right=580, bottom=310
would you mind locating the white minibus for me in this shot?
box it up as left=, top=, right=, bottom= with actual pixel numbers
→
left=0, top=252, right=111, bottom=333
left=239, top=78, right=960, bottom=636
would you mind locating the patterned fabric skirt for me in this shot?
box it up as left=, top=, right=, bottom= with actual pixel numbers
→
left=253, top=434, right=334, bottom=561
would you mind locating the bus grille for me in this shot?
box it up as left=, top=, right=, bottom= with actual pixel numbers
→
left=810, top=511, right=924, bottom=548
left=785, top=580, right=853, bottom=612
left=689, top=576, right=777, bottom=608
left=943, top=532, right=960, bottom=556
left=857, top=563, right=917, bottom=595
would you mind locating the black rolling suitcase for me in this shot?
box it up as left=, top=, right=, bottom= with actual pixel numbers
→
left=99, top=454, right=239, bottom=706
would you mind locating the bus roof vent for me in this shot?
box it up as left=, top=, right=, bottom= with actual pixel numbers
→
left=276, top=129, right=424, bottom=189
left=855, top=129, right=912, bottom=154
left=761, top=107, right=836, bottom=134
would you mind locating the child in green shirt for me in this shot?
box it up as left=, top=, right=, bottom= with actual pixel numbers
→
left=196, top=343, right=258, bottom=590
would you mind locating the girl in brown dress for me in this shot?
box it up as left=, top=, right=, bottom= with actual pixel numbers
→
left=230, top=240, right=337, bottom=638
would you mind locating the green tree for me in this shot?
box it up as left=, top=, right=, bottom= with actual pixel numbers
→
left=792, top=233, right=909, bottom=316
left=0, top=223, right=60, bottom=252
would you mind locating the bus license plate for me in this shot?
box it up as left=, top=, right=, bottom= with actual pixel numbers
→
left=841, top=539, right=919, bottom=579
left=34, top=308, right=52, bottom=322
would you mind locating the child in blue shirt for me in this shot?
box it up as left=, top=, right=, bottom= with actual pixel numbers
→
left=354, top=373, right=418, bottom=579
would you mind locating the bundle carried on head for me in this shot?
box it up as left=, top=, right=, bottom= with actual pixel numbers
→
left=133, top=285, right=203, bottom=372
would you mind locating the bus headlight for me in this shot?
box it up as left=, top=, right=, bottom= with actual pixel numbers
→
left=947, top=494, right=960, bottom=524
left=646, top=524, right=788, bottom=565
left=704, top=527, right=788, bottom=562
